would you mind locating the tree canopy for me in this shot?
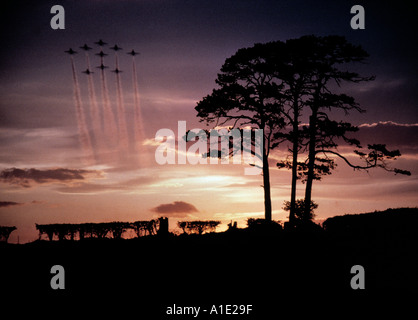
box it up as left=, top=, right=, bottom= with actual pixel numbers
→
left=196, top=35, right=410, bottom=226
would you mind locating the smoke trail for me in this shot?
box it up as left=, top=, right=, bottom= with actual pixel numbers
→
left=114, top=54, right=129, bottom=152
left=99, top=64, right=118, bottom=148
left=84, top=53, right=103, bottom=150
left=70, top=56, right=95, bottom=164
left=131, top=56, right=150, bottom=166
left=131, top=57, right=145, bottom=151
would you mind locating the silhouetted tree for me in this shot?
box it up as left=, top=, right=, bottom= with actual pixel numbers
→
left=279, top=119, right=362, bottom=187
left=108, top=222, right=129, bottom=239
left=295, top=35, right=368, bottom=220
left=178, top=221, right=187, bottom=234
left=195, top=42, right=288, bottom=221
left=36, top=224, right=59, bottom=241
left=272, top=37, right=317, bottom=224
left=131, top=220, right=159, bottom=237
left=90, top=223, right=109, bottom=238
left=0, top=226, right=16, bottom=243
left=270, top=35, right=410, bottom=223
left=299, top=35, right=410, bottom=220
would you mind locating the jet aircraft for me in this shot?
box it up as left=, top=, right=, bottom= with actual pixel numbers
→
left=82, top=69, right=94, bottom=75
left=65, top=48, right=77, bottom=55
left=95, top=39, right=107, bottom=46
left=96, top=51, right=108, bottom=58
left=127, top=50, right=139, bottom=56
left=111, top=68, right=123, bottom=74
left=97, top=63, right=109, bottom=70
left=110, top=44, right=123, bottom=51
left=80, top=44, right=92, bottom=51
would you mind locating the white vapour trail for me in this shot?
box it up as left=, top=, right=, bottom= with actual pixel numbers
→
left=85, top=53, right=103, bottom=148
left=70, top=56, right=95, bottom=164
left=114, top=55, right=129, bottom=151
left=99, top=66, right=118, bottom=148
left=132, top=57, right=145, bottom=150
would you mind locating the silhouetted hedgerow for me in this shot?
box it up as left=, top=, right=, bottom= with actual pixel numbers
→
left=35, top=219, right=162, bottom=241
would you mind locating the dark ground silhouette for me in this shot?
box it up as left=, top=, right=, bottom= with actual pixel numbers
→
left=1, top=208, right=417, bottom=317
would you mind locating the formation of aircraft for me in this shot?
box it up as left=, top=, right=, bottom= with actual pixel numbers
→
left=66, top=42, right=140, bottom=75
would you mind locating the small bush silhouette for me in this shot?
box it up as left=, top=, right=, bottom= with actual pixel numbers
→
left=177, top=220, right=221, bottom=235
left=283, top=199, right=318, bottom=222
left=246, top=218, right=282, bottom=232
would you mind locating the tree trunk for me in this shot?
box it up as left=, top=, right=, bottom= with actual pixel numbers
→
left=260, top=117, right=272, bottom=222
left=289, top=99, right=299, bottom=225
left=304, top=112, right=317, bottom=219
left=289, top=144, right=298, bottom=224
left=263, top=151, right=272, bottom=222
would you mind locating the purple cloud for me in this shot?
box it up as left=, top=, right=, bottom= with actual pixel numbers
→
left=151, top=201, right=199, bottom=218
left=0, top=167, right=103, bottom=188
left=0, top=201, right=23, bottom=208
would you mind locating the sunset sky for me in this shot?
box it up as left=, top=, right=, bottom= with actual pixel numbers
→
left=1, top=0, right=417, bottom=243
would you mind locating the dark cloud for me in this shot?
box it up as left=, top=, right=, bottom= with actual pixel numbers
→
left=0, top=200, right=51, bottom=209
left=0, top=201, right=23, bottom=208
left=151, top=201, right=199, bottom=218
left=0, top=167, right=103, bottom=188
left=346, top=121, right=418, bottom=154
